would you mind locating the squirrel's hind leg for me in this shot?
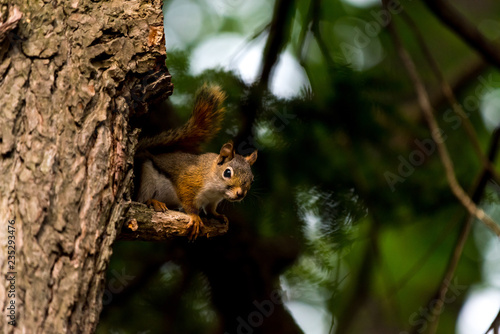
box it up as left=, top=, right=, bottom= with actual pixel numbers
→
left=146, top=199, right=168, bottom=212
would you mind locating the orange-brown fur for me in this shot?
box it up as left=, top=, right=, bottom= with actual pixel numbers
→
left=135, top=85, right=257, bottom=240
left=136, top=85, right=226, bottom=153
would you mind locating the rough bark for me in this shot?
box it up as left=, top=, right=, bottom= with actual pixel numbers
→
left=0, top=1, right=171, bottom=333
left=117, top=203, right=229, bottom=241
left=0, top=5, right=22, bottom=42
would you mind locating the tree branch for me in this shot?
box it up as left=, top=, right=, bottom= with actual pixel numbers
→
left=423, top=127, right=500, bottom=334
left=400, top=11, right=500, bottom=184
left=429, top=58, right=488, bottom=111
left=383, top=1, right=500, bottom=331
left=389, top=128, right=500, bottom=300
left=259, top=0, right=295, bottom=86
left=117, top=202, right=228, bottom=241
left=422, top=0, right=500, bottom=70
left=310, top=0, right=335, bottom=70
left=234, top=0, right=295, bottom=151
left=384, top=2, right=500, bottom=238
left=486, top=308, right=500, bottom=334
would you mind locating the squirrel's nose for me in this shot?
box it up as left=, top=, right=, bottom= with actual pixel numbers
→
left=236, top=189, right=244, bottom=199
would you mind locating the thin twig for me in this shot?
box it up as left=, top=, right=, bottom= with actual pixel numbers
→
left=383, top=1, right=500, bottom=332
left=429, top=59, right=488, bottom=113
left=485, top=308, right=500, bottom=334
left=385, top=6, right=500, bottom=237
left=422, top=127, right=500, bottom=334
left=422, top=0, right=500, bottom=70
left=296, top=0, right=335, bottom=74
left=422, top=214, right=473, bottom=334
left=389, top=210, right=461, bottom=295
left=389, top=129, right=500, bottom=307
left=310, top=0, right=336, bottom=70
left=400, top=11, right=500, bottom=184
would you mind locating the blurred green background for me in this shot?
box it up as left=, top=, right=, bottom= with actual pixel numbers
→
left=97, top=0, right=500, bottom=333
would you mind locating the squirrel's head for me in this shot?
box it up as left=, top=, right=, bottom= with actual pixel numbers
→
left=216, top=141, right=257, bottom=202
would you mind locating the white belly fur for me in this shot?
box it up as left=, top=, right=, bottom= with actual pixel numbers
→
left=195, top=186, right=224, bottom=212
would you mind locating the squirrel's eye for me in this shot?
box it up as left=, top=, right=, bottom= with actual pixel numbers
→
left=223, top=168, right=232, bottom=178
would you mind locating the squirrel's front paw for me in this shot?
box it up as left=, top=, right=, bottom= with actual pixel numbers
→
left=146, top=199, right=168, bottom=212
left=186, top=214, right=205, bottom=241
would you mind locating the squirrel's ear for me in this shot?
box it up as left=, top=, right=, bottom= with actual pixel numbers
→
left=217, top=142, right=234, bottom=165
left=245, top=150, right=258, bottom=166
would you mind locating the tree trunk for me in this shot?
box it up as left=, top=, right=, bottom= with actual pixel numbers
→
left=0, top=1, right=171, bottom=333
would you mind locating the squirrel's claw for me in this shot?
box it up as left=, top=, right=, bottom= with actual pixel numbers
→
left=186, top=214, right=205, bottom=241
left=146, top=199, right=168, bottom=212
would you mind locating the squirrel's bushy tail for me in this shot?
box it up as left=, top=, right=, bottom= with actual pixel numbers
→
left=137, top=85, right=226, bottom=153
